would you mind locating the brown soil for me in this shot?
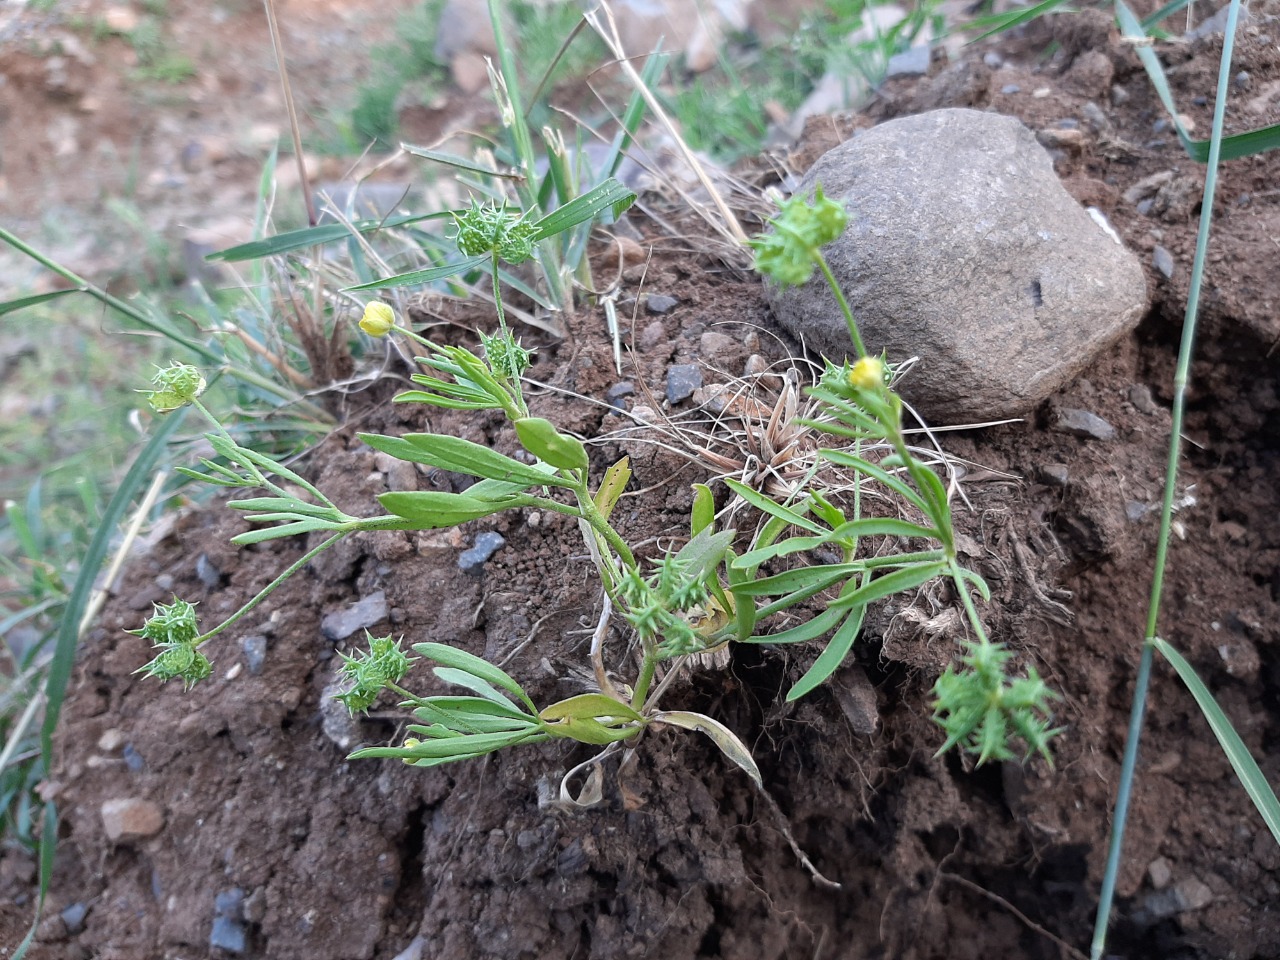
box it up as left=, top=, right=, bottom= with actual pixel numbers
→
left=5, top=7, right=1280, bottom=960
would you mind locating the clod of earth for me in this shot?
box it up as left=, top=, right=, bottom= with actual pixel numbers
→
left=767, top=107, right=1149, bottom=423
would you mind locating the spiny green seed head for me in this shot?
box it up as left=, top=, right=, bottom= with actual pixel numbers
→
left=452, top=199, right=534, bottom=262
left=130, top=598, right=201, bottom=646
left=142, top=362, right=206, bottom=414
left=137, top=644, right=213, bottom=690
left=360, top=301, right=395, bottom=337
left=335, top=632, right=416, bottom=715
left=932, top=640, right=1058, bottom=765
left=749, top=185, right=849, bottom=287
left=479, top=329, right=532, bottom=380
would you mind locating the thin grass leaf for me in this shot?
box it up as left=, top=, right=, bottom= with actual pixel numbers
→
left=345, top=254, right=491, bottom=292
left=817, top=449, right=932, bottom=517
left=745, top=603, right=844, bottom=645
left=731, top=561, right=863, bottom=598
left=1140, top=0, right=1192, bottom=29
left=650, top=711, right=762, bottom=787
left=961, top=0, right=1073, bottom=43
left=360, top=432, right=572, bottom=488
left=829, top=560, right=947, bottom=611
left=723, top=479, right=825, bottom=534
left=230, top=518, right=338, bottom=545
left=432, top=667, right=521, bottom=712
left=1153, top=638, right=1280, bottom=846
left=733, top=517, right=940, bottom=569
left=0, top=289, right=84, bottom=316
left=531, top=177, right=636, bottom=239
left=401, top=144, right=522, bottom=178
left=787, top=604, right=867, bottom=701
left=413, top=641, right=537, bottom=713
left=1117, top=1, right=1280, bottom=162
left=207, top=213, right=445, bottom=262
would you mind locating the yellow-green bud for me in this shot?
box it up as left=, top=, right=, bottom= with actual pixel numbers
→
left=142, top=362, right=206, bottom=413
left=360, top=302, right=395, bottom=338
left=848, top=356, right=885, bottom=392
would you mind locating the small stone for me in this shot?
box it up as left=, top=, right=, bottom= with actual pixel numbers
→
left=645, top=294, right=678, bottom=315
left=391, top=935, right=426, bottom=960
left=1056, top=408, right=1115, bottom=441
left=1234, top=70, right=1251, bottom=90
left=458, top=532, right=506, bottom=573
left=1148, top=857, right=1173, bottom=889
left=243, top=889, right=267, bottom=924
left=1037, top=128, right=1085, bottom=150
left=241, top=635, right=268, bottom=675
left=97, top=729, right=125, bottom=752
left=1122, top=170, right=1174, bottom=205
left=638, top=320, right=665, bottom=351
left=665, top=364, right=703, bottom=404
left=1128, top=383, right=1158, bottom=415
left=1136, top=198, right=1155, bottom=217
left=103, top=5, right=140, bottom=33
left=885, top=45, right=930, bottom=78
left=209, top=915, right=247, bottom=953
left=101, top=798, right=164, bottom=842
left=698, top=331, right=739, bottom=359
left=215, top=888, right=245, bottom=919
left=1110, top=84, right=1130, bottom=105
left=605, top=382, right=634, bottom=412
left=1174, top=877, right=1214, bottom=911
left=320, top=591, right=388, bottom=641
left=983, top=52, right=1003, bottom=69
left=373, top=452, right=418, bottom=493
left=1126, top=501, right=1150, bottom=523
left=1040, top=464, right=1070, bottom=487
left=1000, top=84, right=1021, bottom=95
left=122, top=744, right=144, bottom=772
left=60, top=902, right=88, bottom=935
left=195, top=554, right=221, bottom=589
left=1153, top=246, right=1175, bottom=279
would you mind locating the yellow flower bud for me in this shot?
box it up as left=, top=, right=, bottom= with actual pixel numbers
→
left=359, top=302, right=395, bottom=337
left=848, top=356, right=885, bottom=392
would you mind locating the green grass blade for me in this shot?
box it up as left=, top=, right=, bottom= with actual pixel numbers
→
left=1140, top=0, right=1192, bottom=29
left=344, top=254, right=490, bottom=292
left=828, top=560, right=947, bottom=611
left=723, top=479, right=825, bottom=534
left=1154, top=638, right=1280, bottom=844
left=1116, top=0, right=1280, bottom=162
left=530, top=177, right=637, bottom=240
left=400, top=144, right=522, bottom=178
left=206, top=213, right=446, bottom=262
left=412, top=642, right=537, bottom=713
left=787, top=604, right=867, bottom=701
left=0, top=289, right=84, bottom=316
left=961, top=0, right=1074, bottom=43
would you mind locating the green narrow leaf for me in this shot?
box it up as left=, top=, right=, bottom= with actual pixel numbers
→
left=787, top=604, right=867, bottom=701
left=956, top=566, right=992, bottom=602
left=230, top=519, right=338, bottom=545
left=828, top=560, right=948, bottom=611
left=432, top=667, right=521, bottom=712
left=530, top=177, right=637, bottom=240
left=593, top=456, right=631, bottom=520
left=960, top=0, right=1071, bottom=43
left=744, top=603, right=845, bottom=645
left=651, top=711, right=762, bottom=787
left=731, top=562, right=863, bottom=598
left=539, top=693, right=643, bottom=723
left=513, top=417, right=589, bottom=471
left=1117, top=1, right=1280, bottom=162
left=360, top=432, right=573, bottom=489
left=345, top=254, right=491, bottom=292
left=400, top=144, right=522, bottom=178
left=1153, top=638, right=1280, bottom=847
left=723, top=479, right=825, bottom=534
left=377, top=490, right=518, bottom=528
left=413, top=642, right=538, bottom=713
left=206, top=213, right=446, bottom=261
left=816, top=449, right=933, bottom=517
left=691, top=483, right=715, bottom=537
left=0, top=288, right=84, bottom=316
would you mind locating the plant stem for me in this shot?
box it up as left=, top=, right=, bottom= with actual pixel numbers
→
left=194, top=532, right=344, bottom=647
left=814, top=250, right=867, bottom=359
left=631, top=650, right=658, bottom=710
left=949, top=559, right=990, bottom=646
left=1090, top=5, right=1240, bottom=956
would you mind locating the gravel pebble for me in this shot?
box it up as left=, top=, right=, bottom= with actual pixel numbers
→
left=665, top=364, right=703, bottom=404
left=645, top=294, right=678, bottom=315
left=1056, top=408, right=1116, bottom=441
left=458, top=532, right=506, bottom=573
left=320, top=591, right=388, bottom=641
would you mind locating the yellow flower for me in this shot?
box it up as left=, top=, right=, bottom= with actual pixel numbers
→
left=359, top=302, right=395, bottom=337
left=848, top=356, right=885, bottom=391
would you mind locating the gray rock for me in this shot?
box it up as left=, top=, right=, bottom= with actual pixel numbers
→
left=886, top=45, right=930, bottom=78
left=766, top=109, right=1148, bottom=423
left=666, top=364, right=703, bottom=404
left=1056, top=408, right=1115, bottom=441
left=638, top=320, right=666, bottom=351
left=1000, top=84, right=1021, bottom=95
left=215, top=888, right=245, bottom=919
left=240, top=635, right=268, bottom=675
left=320, top=591, right=388, bottom=641
left=209, top=914, right=247, bottom=953
left=605, top=382, right=634, bottom=412
left=122, top=743, right=144, bottom=772
left=60, top=903, right=88, bottom=935
left=1153, top=245, right=1175, bottom=279
left=195, top=554, right=221, bottom=589
left=459, top=532, right=506, bottom=573
left=645, top=294, right=679, bottom=315
left=1129, top=383, right=1159, bottom=415
left=1040, top=463, right=1070, bottom=487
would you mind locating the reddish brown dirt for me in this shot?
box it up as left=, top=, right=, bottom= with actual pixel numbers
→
left=4, top=7, right=1280, bottom=960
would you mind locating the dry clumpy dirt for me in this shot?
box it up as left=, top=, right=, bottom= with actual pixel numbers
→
left=4, top=6, right=1280, bottom=960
